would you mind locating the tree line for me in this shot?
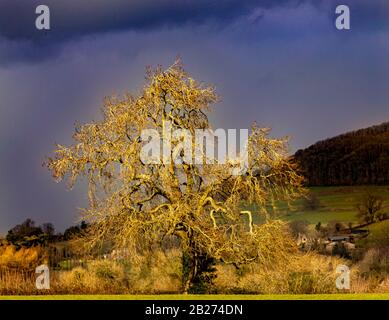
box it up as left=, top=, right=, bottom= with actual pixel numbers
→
left=2, top=218, right=88, bottom=247
left=293, top=122, right=389, bottom=186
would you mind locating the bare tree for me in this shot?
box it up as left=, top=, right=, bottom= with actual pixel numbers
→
left=288, top=220, right=309, bottom=238
left=303, top=192, right=320, bottom=211
left=356, top=190, right=383, bottom=224
left=41, top=223, right=55, bottom=236
left=46, top=60, right=304, bottom=292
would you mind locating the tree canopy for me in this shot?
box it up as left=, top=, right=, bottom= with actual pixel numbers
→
left=46, top=60, right=304, bottom=292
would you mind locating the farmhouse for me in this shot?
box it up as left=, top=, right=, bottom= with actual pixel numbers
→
left=327, top=235, right=353, bottom=242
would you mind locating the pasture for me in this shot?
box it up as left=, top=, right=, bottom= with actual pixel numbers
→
left=250, top=186, right=389, bottom=225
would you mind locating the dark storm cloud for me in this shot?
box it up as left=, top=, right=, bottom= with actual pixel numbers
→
left=0, top=0, right=388, bottom=42
left=316, top=0, right=389, bottom=31
left=0, top=0, right=287, bottom=41
left=1, top=0, right=388, bottom=66
left=0, top=0, right=293, bottom=65
left=1, top=0, right=389, bottom=234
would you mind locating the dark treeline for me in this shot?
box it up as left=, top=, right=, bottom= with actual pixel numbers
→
left=2, top=219, right=88, bottom=247
left=293, top=122, right=389, bottom=186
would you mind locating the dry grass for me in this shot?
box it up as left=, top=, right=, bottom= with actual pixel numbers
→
left=214, top=253, right=349, bottom=294
left=0, top=245, right=47, bottom=269
left=1, top=245, right=389, bottom=295
left=0, top=248, right=183, bottom=295
left=124, top=248, right=182, bottom=294
left=0, top=268, right=38, bottom=295
left=0, top=244, right=49, bottom=295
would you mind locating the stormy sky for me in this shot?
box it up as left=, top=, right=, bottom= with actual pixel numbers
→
left=0, top=0, right=389, bottom=234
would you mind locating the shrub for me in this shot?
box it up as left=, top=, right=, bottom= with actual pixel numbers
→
left=358, top=247, right=389, bottom=277
left=0, top=244, right=47, bottom=269
left=56, top=260, right=127, bottom=294
left=288, top=220, right=310, bottom=238
left=303, top=193, right=320, bottom=211
left=214, top=253, right=347, bottom=294
left=126, top=248, right=182, bottom=293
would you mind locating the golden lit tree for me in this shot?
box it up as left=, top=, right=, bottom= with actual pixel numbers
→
left=46, top=60, right=304, bottom=292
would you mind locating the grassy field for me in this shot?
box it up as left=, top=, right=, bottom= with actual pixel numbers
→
left=356, top=218, right=389, bottom=246
left=1, top=294, right=389, bottom=300
left=362, top=219, right=389, bottom=233
left=251, top=186, right=389, bottom=225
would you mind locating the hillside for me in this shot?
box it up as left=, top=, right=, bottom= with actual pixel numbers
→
left=293, top=122, right=389, bottom=186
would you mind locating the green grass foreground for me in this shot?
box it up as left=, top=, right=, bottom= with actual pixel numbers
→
left=1, top=294, right=389, bottom=300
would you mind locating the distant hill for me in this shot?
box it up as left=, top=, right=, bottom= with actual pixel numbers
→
left=293, top=122, right=389, bottom=186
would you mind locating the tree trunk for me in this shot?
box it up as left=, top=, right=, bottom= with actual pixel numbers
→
left=183, top=251, right=198, bottom=294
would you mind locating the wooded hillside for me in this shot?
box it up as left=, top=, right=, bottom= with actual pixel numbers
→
left=293, top=122, right=389, bottom=186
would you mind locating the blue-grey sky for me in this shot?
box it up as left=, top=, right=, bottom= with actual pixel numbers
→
left=1, top=0, right=389, bottom=234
